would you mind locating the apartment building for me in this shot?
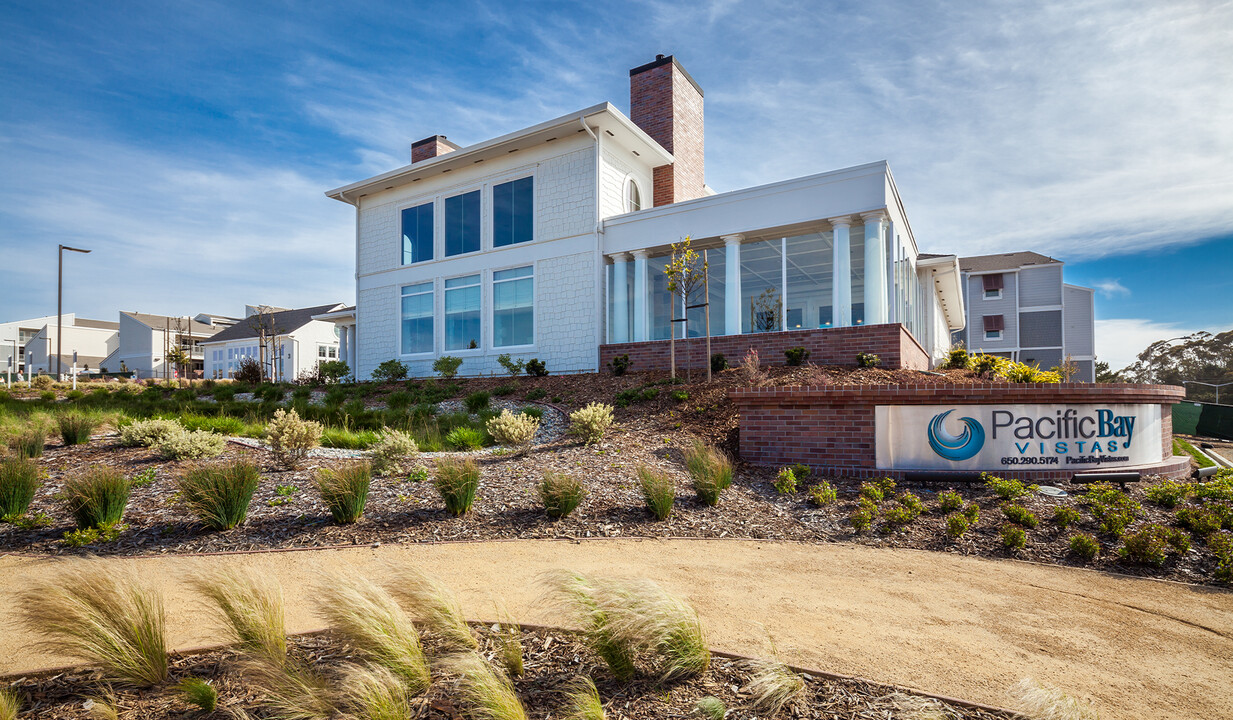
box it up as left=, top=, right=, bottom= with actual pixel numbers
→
left=951, top=251, right=1096, bottom=381
left=201, top=304, right=344, bottom=381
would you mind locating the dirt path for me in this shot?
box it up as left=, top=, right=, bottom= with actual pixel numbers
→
left=2, top=539, right=1230, bottom=720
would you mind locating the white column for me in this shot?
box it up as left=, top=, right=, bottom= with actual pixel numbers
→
left=611, top=253, right=631, bottom=343
left=722, top=234, right=743, bottom=335
left=831, top=217, right=852, bottom=327
left=632, top=249, right=649, bottom=342
left=338, top=325, right=349, bottom=369
left=861, top=211, right=889, bottom=325
left=348, top=324, right=357, bottom=376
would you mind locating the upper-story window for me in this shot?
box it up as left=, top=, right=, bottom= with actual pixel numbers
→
left=444, top=274, right=481, bottom=351
left=493, top=177, right=533, bottom=247
left=445, top=190, right=481, bottom=257
left=401, top=282, right=434, bottom=355
left=492, top=266, right=534, bottom=347
left=627, top=178, right=642, bottom=212
left=983, top=314, right=1005, bottom=341
left=982, top=273, right=1004, bottom=300
left=401, top=202, right=434, bottom=265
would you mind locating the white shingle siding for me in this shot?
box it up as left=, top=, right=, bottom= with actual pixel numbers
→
left=599, top=146, right=653, bottom=219
left=537, top=147, right=596, bottom=240
left=358, top=203, right=399, bottom=277
left=357, top=284, right=399, bottom=378
left=535, top=251, right=599, bottom=373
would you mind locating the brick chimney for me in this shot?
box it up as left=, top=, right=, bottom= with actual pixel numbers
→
left=630, top=54, right=704, bottom=206
left=411, top=135, right=461, bottom=164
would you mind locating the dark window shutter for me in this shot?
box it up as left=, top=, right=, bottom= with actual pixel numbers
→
left=983, top=274, right=1004, bottom=291
left=983, top=315, right=1005, bottom=332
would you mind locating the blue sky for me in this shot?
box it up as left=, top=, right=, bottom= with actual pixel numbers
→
left=1, top=0, right=1230, bottom=371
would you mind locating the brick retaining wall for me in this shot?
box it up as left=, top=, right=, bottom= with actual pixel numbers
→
left=598, top=324, right=930, bottom=374
left=730, top=383, right=1191, bottom=482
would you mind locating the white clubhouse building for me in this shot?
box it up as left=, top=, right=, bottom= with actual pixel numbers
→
left=327, top=55, right=967, bottom=378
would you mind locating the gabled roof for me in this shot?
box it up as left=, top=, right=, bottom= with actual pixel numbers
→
left=201, top=304, right=344, bottom=344
left=958, top=251, right=1060, bottom=273
left=122, top=312, right=221, bottom=335
left=73, top=318, right=120, bottom=330
left=325, top=103, right=674, bottom=203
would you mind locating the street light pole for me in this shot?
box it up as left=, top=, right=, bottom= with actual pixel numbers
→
left=57, top=244, right=92, bottom=380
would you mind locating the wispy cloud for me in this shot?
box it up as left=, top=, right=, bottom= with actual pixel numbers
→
left=1094, top=317, right=1215, bottom=371
left=1092, top=279, right=1130, bottom=298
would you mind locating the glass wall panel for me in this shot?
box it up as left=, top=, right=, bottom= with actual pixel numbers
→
left=400, top=282, right=433, bottom=354
left=492, top=266, right=533, bottom=347
left=606, top=261, right=634, bottom=343
left=401, top=202, right=434, bottom=265
left=684, top=247, right=724, bottom=337
left=445, top=190, right=481, bottom=256
left=648, top=255, right=677, bottom=340
left=784, top=232, right=832, bottom=330
left=740, top=239, right=783, bottom=333
left=444, top=274, right=481, bottom=350
left=849, top=225, right=865, bottom=325
left=493, top=177, right=533, bottom=248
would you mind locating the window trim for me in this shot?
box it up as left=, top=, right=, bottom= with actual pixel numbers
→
left=443, top=272, right=484, bottom=354
left=623, top=174, right=644, bottom=213
left=491, top=174, right=535, bottom=249
left=984, top=329, right=1004, bottom=341
left=399, top=199, right=436, bottom=266
left=443, top=185, right=485, bottom=259
left=399, top=281, right=436, bottom=357
left=490, top=263, right=536, bottom=350
left=983, top=288, right=1002, bottom=300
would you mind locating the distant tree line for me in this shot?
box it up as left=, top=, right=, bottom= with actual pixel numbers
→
left=1100, top=330, right=1233, bottom=403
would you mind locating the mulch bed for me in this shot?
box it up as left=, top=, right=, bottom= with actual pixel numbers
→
left=4, top=625, right=1015, bottom=719
left=2, top=366, right=1226, bottom=587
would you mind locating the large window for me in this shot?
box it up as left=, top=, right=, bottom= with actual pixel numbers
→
left=401, top=202, right=433, bottom=265
left=400, top=282, right=434, bottom=354
left=445, top=190, right=481, bottom=256
left=784, top=232, right=832, bottom=330
left=493, top=177, right=533, bottom=248
left=741, top=239, right=784, bottom=333
left=444, top=274, right=481, bottom=351
left=492, top=266, right=534, bottom=347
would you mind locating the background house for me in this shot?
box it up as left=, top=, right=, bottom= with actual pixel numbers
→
left=23, top=317, right=119, bottom=376
left=201, top=304, right=344, bottom=381
left=0, top=313, right=68, bottom=375
left=951, top=251, right=1096, bottom=381
left=101, top=312, right=229, bottom=379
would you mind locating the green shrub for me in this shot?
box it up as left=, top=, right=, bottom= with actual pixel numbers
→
left=1002, top=503, right=1039, bottom=528
left=1000, top=523, right=1027, bottom=551
left=882, top=503, right=919, bottom=529
left=63, top=466, right=130, bottom=529
left=670, top=389, right=689, bottom=402
left=487, top=409, right=539, bottom=455
left=62, top=521, right=126, bottom=546
left=1050, top=505, right=1080, bottom=527
left=638, top=466, right=675, bottom=520
left=497, top=353, right=526, bottom=377
left=9, top=428, right=46, bottom=458
left=945, top=514, right=970, bottom=539
left=1120, top=523, right=1190, bottom=566
left=120, top=418, right=183, bottom=447
left=178, top=414, right=244, bottom=435
left=1211, top=532, right=1233, bottom=583
left=984, top=473, right=1036, bottom=500
left=464, top=391, right=491, bottom=413
left=1145, top=479, right=1192, bottom=508
left=445, top=426, right=485, bottom=451
left=39, top=390, right=56, bottom=402
left=0, top=456, right=42, bottom=521
left=525, top=358, right=548, bottom=377
left=1175, top=507, right=1222, bottom=537
left=31, top=374, right=53, bottom=389
left=318, top=360, right=350, bottom=383
left=371, top=359, right=409, bottom=382
left=433, top=356, right=463, bottom=379
left=1081, top=482, right=1141, bottom=537
left=856, top=352, right=881, bottom=368
left=808, top=481, right=837, bottom=506
left=266, top=408, right=323, bottom=469
left=540, top=471, right=586, bottom=519
left=521, top=406, right=544, bottom=419
left=525, top=388, right=547, bottom=401
left=492, top=384, right=516, bottom=397
left=1068, top=533, right=1100, bottom=560
left=57, top=412, right=98, bottom=445
left=941, top=346, right=970, bottom=370
left=773, top=467, right=797, bottom=494
left=384, top=390, right=412, bottom=411
left=315, top=462, right=372, bottom=524
left=898, top=490, right=924, bottom=515
left=608, top=354, right=632, bottom=376
left=178, top=460, right=261, bottom=530
left=938, top=489, right=964, bottom=513
left=850, top=505, right=874, bottom=533
left=639, top=387, right=660, bottom=402
left=569, top=402, right=615, bottom=444
left=710, top=353, right=727, bottom=372
left=783, top=346, right=810, bottom=366
left=434, top=458, right=479, bottom=516
left=858, top=481, right=884, bottom=503
left=1194, top=473, right=1233, bottom=503
left=369, top=429, right=419, bottom=475
left=154, top=428, right=227, bottom=460
left=684, top=440, right=733, bottom=506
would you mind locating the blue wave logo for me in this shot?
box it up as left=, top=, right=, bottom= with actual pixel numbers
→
left=927, top=410, right=985, bottom=461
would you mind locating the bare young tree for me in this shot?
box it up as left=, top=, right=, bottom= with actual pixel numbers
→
left=663, top=236, right=708, bottom=382
left=247, top=306, right=280, bottom=383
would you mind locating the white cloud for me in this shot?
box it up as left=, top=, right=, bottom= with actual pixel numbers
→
left=1092, top=279, right=1130, bottom=298
left=1095, top=318, right=1205, bottom=372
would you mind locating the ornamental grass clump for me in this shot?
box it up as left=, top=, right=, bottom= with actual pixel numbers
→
left=178, top=459, right=261, bottom=531
left=569, top=402, right=615, bottom=444
left=0, top=689, right=19, bottom=720
left=18, top=560, right=167, bottom=686
left=9, top=427, right=46, bottom=458
left=338, top=663, right=415, bottom=720
left=540, top=471, right=586, bottom=519
left=494, top=615, right=524, bottom=677
left=742, top=657, right=807, bottom=716
left=315, top=462, right=372, bottom=524
left=561, top=676, right=605, bottom=720
left=238, top=655, right=335, bottom=720
left=177, top=678, right=218, bottom=712
left=446, top=426, right=486, bottom=451
left=315, top=574, right=431, bottom=692
left=486, top=409, right=539, bottom=456
left=192, top=566, right=287, bottom=663
left=265, top=408, right=322, bottom=469
left=1009, top=678, right=1101, bottom=720
left=440, top=653, right=528, bottom=720
left=63, top=466, right=130, bottom=529
left=637, top=466, right=675, bottom=520
left=434, top=457, right=480, bottom=517
left=693, top=697, right=725, bottom=720
left=368, top=429, right=419, bottom=475
left=684, top=440, right=732, bottom=506
left=539, top=571, right=709, bottom=682
left=119, top=418, right=183, bottom=448
left=385, top=567, right=477, bottom=651
left=0, top=456, right=42, bottom=521
left=57, top=411, right=98, bottom=445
